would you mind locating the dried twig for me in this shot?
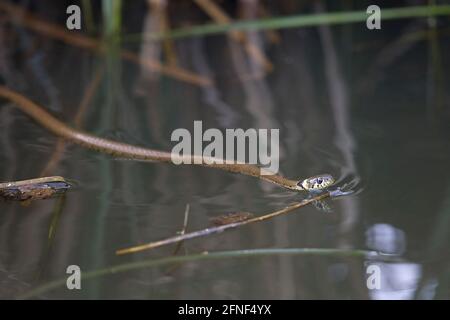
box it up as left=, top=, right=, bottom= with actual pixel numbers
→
left=171, top=204, right=190, bottom=255
left=116, top=192, right=330, bottom=255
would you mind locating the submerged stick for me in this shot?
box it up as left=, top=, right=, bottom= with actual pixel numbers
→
left=116, top=192, right=331, bottom=255
left=171, top=204, right=190, bottom=256
left=41, top=64, right=105, bottom=177
left=0, top=176, right=71, bottom=203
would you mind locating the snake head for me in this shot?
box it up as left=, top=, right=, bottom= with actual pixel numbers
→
left=297, top=174, right=335, bottom=191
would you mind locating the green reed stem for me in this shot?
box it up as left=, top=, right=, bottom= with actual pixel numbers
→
left=123, top=5, right=450, bottom=42
left=19, top=248, right=395, bottom=299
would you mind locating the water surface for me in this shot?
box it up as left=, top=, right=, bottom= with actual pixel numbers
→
left=0, top=3, right=449, bottom=299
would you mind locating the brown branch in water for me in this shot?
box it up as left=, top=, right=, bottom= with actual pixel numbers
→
left=39, top=138, right=67, bottom=177
left=74, top=65, right=105, bottom=128
left=0, top=1, right=211, bottom=87
left=40, top=64, right=105, bottom=176
left=116, top=192, right=330, bottom=255
left=193, top=0, right=273, bottom=73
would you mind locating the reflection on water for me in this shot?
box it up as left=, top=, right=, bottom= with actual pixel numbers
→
left=366, top=224, right=406, bottom=255
left=370, top=263, right=422, bottom=300
left=0, top=1, right=450, bottom=299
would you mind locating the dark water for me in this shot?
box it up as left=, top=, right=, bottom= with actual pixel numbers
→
left=1, top=3, right=450, bottom=299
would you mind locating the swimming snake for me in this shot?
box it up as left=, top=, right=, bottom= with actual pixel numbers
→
left=0, top=86, right=335, bottom=194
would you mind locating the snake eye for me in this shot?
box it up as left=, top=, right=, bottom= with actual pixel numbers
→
left=317, top=179, right=323, bottom=184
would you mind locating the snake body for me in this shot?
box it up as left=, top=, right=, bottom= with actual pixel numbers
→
left=0, top=86, right=334, bottom=192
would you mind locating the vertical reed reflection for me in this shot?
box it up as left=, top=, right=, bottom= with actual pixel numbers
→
left=315, top=1, right=366, bottom=298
